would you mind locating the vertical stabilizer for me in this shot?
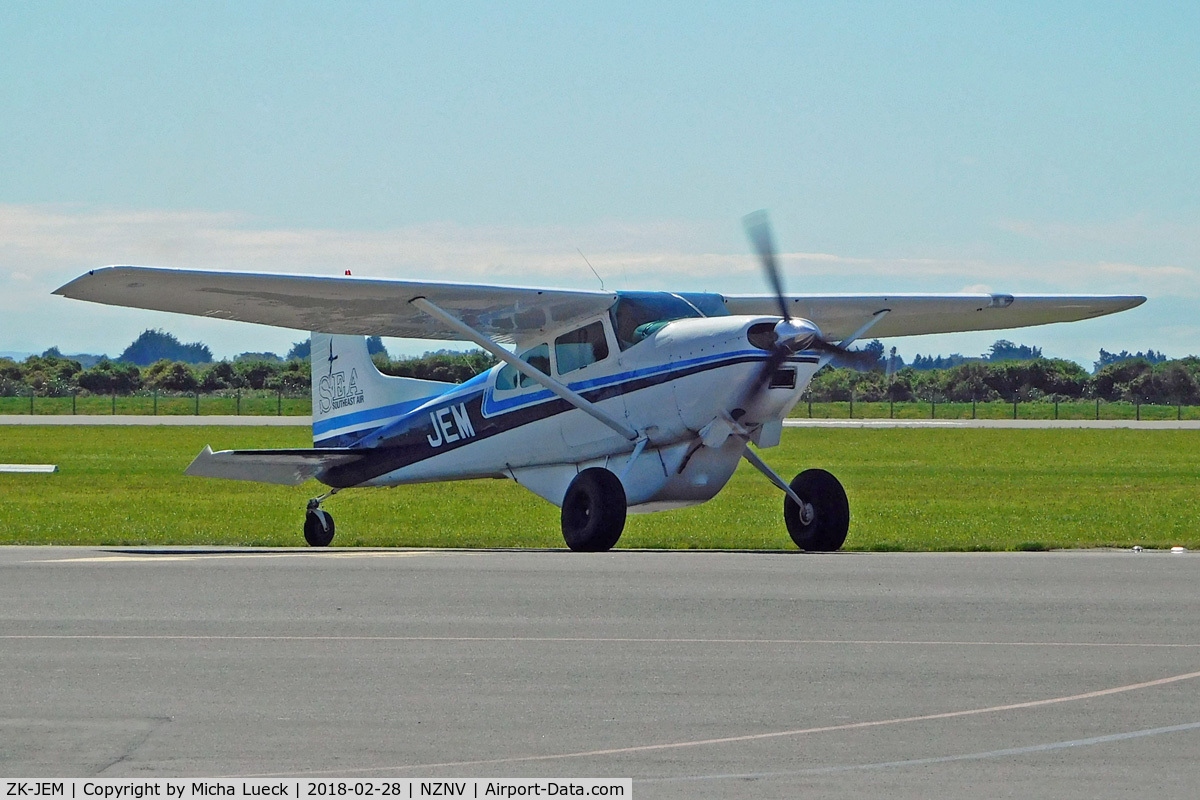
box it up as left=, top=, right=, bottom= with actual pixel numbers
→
left=310, top=333, right=454, bottom=447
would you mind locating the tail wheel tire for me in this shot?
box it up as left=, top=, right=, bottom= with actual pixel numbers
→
left=304, top=508, right=335, bottom=547
left=783, top=468, right=849, bottom=551
left=561, top=468, right=628, bottom=552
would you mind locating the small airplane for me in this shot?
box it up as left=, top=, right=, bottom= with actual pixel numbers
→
left=54, top=213, right=1144, bottom=551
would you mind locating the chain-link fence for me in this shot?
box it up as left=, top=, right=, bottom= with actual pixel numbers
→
left=794, top=393, right=1200, bottom=421
left=0, top=388, right=312, bottom=416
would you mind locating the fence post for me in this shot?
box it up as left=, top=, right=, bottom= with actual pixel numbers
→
left=236, top=388, right=241, bottom=416
left=889, top=397, right=894, bottom=419
left=849, top=392, right=854, bottom=419
left=1136, top=400, right=1140, bottom=421
left=72, top=391, right=76, bottom=415
left=931, top=395, right=936, bottom=420
left=1012, top=394, right=1018, bottom=420
left=808, top=395, right=812, bottom=418
left=1054, top=399, right=1058, bottom=420
left=972, top=397, right=976, bottom=420
left=1179, top=403, right=1183, bottom=422
left=195, top=392, right=200, bottom=415
left=277, top=390, right=282, bottom=416
left=111, top=392, right=116, bottom=415
left=153, top=389, right=158, bottom=416
left=1096, top=398, right=1100, bottom=421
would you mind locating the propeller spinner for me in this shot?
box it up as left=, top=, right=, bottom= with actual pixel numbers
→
left=740, top=210, right=877, bottom=403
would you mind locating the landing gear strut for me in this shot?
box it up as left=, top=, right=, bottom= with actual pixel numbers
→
left=783, top=469, right=849, bottom=551
left=304, top=490, right=339, bottom=547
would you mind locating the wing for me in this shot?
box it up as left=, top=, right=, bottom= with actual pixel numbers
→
left=54, top=266, right=618, bottom=343
left=184, top=445, right=366, bottom=486
left=722, top=293, right=1146, bottom=340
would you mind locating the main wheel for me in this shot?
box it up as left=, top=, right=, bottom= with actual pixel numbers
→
left=783, top=468, right=849, bottom=551
left=304, top=508, right=335, bottom=547
left=561, top=468, right=628, bottom=552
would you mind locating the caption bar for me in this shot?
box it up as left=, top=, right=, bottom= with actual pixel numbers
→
left=3, top=782, right=630, bottom=800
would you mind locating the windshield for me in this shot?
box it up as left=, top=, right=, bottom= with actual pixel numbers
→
left=610, top=292, right=727, bottom=350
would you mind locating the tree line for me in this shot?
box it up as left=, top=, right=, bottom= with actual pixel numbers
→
left=5, top=332, right=1199, bottom=405
left=0, top=350, right=497, bottom=397
left=809, top=356, right=1200, bottom=404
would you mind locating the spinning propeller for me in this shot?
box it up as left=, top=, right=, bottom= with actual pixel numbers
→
left=741, top=210, right=876, bottom=402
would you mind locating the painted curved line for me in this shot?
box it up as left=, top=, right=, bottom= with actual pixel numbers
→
left=225, top=668, right=1200, bottom=778
left=645, top=720, right=1200, bottom=783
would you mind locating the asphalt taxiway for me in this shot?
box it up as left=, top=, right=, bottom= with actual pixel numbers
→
left=2, top=547, right=1197, bottom=797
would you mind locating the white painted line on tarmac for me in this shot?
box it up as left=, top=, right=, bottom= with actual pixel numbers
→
left=4, top=634, right=1198, bottom=648
left=30, top=550, right=449, bottom=563
left=0, top=415, right=310, bottom=426
left=226, top=668, right=1200, bottom=777
left=783, top=418, right=1200, bottom=429
left=646, top=720, right=1200, bottom=783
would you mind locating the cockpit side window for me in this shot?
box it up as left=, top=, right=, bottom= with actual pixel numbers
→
left=554, top=321, right=610, bottom=375
left=495, top=343, right=550, bottom=391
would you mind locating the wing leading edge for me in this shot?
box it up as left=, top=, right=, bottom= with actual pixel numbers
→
left=55, top=266, right=1144, bottom=344
left=722, top=293, right=1145, bottom=341
left=54, top=266, right=618, bottom=343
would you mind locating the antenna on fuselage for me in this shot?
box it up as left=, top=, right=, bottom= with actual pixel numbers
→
left=577, top=248, right=605, bottom=291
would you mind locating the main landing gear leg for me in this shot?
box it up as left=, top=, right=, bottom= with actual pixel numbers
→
left=304, top=489, right=340, bottom=547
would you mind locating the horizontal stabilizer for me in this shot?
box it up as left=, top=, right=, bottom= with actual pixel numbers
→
left=185, top=445, right=365, bottom=486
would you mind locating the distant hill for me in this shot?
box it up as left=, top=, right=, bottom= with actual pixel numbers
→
left=40, top=347, right=108, bottom=368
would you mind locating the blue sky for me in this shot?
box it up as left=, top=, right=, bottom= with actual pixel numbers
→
left=2, top=1, right=1197, bottom=365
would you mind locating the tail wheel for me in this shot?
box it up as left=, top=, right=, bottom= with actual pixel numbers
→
left=561, top=468, right=628, bottom=552
left=304, top=508, right=335, bottom=547
left=784, top=469, right=849, bottom=551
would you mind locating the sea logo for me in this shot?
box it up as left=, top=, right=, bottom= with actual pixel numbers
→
left=318, top=369, right=364, bottom=414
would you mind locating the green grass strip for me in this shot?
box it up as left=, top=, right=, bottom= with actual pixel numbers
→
left=1, top=426, right=1196, bottom=550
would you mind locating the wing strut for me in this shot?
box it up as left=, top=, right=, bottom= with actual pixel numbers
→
left=817, top=309, right=891, bottom=369
left=409, top=297, right=639, bottom=442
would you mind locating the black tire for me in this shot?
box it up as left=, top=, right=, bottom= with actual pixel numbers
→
left=783, top=468, right=849, bottom=551
left=304, top=508, right=335, bottom=547
left=561, top=468, right=628, bottom=552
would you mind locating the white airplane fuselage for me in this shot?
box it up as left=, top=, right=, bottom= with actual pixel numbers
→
left=315, top=314, right=819, bottom=511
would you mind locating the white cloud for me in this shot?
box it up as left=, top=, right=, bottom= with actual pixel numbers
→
left=998, top=215, right=1200, bottom=263
left=0, top=202, right=1188, bottom=360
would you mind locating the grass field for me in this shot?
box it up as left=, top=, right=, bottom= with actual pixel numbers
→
left=1, top=426, right=1196, bottom=550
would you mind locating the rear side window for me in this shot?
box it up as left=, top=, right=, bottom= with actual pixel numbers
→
left=555, top=322, right=609, bottom=375
left=520, top=344, right=551, bottom=387
left=495, top=343, right=551, bottom=390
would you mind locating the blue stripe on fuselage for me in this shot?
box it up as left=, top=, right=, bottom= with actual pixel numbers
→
left=479, top=348, right=814, bottom=416
left=313, top=350, right=816, bottom=448
left=312, top=372, right=489, bottom=438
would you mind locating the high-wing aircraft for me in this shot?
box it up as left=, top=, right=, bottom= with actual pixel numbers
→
left=54, top=213, right=1144, bottom=551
